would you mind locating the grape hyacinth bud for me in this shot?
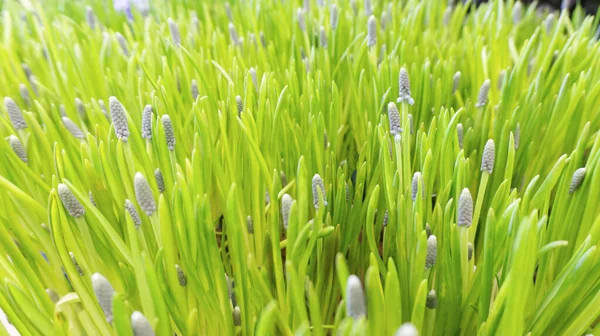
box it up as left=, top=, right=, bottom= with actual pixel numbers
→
left=260, top=31, right=267, bottom=47
left=443, top=7, right=452, bottom=26
left=381, top=12, right=387, bottom=30
left=378, top=44, right=386, bottom=65
left=281, top=170, right=288, bottom=186
left=545, top=14, right=555, bottom=34
left=125, top=199, right=142, bottom=228
left=345, top=182, right=350, bottom=202
left=233, top=306, right=241, bottom=326
left=58, top=184, right=85, bottom=218
left=75, top=98, right=86, bottom=117
left=457, top=188, right=473, bottom=227
left=86, top=6, right=96, bottom=29
left=168, top=18, right=181, bottom=46
left=134, top=172, right=156, bottom=216
left=512, top=2, right=523, bottom=24
left=497, top=70, right=506, bottom=90
left=131, top=311, right=155, bottom=336
left=154, top=169, right=165, bottom=193
left=29, top=76, right=38, bottom=96
left=367, top=15, right=376, bottom=48
left=62, top=117, right=85, bottom=139
left=176, top=264, right=187, bottom=286
left=468, top=242, right=473, bottom=261
left=457, top=123, right=464, bottom=149
left=89, top=191, right=96, bottom=207
left=426, top=289, right=438, bottom=309
left=481, top=139, right=495, bottom=173
left=69, top=252, right=84, bottom=276
left=141, top=105, right=152, bottom=139
left=22, top=63, right=32, bottom=78
left=412, top=172, right=425, bottom=201
left=9, top=135, right=27, bottom=163
left=364, top=0, right=372, bottom=16
left=331, top=4, right=339, bottom=30
left=425, top=235, right=437, bottom=269
left=109, top=96, right=129, bottom=141
left=249, top=68, right=258, bottom=91
left=317, top=0, right=324, bottom=7
left=425, top=223, right=432, bottom=237
left=46, top=289, right=60, bottom=303
left=382, top=210, right=389, bottom=227
left=229, top=22, right=241, bottom=45
left=5, top=97, right=27, bottom=129
left=265, top=190, right=271, bottom=205
left=453, top=71, right=461, bottom=94
left=569, top=168, right=586, bottom=194
left=514, top=123, right=520, bottom=150
left=161, top=115, right=175, bottom=151
left=475, top=79, right=491, bottom=108
left=297, top=8, right=306, bottom=32
left=190, top=79, right=199, bottom=100
left=19, top=84, right=29, bottom=106
left=346, top=275, right=366, bottom=319
left=115, top=32, right=129, bottom=56
left=312, top=174, right=327, bottom=209
left=320, top=26, right=327, bottom=48
left=236, top=95, right=243, bottom=115
left=397, top=68, right=414, bottom=105
left=304, top=0, right=310, bottom=12
left=282, top=193, right=293, bottom=230
left=394, top=323, right=418, bottom=336
left=92, top=273, right=115, bottom=323
left=225, top=2, right=232, bottom=21
left=388, top=102, right=401, bottom=136
left=247, top=215, right=253, bottom=234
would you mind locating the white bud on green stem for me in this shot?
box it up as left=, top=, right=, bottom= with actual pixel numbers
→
left=457, top=123, right=464, bottom=149
left=236, top=95, right=243, bottom=115
left=46, top=289, right=60, bottom=303
left=247, top=215, right=253, bottom=234
left=92, top=273, right=115, bottom=323
left=249, top=68, right=258, bottom=92
left=134, top=172, right=156, bottom=216
left=364, top=0, right=372, bottom=17
left=176, top=264, right=187, bottom=286
left=412, top=172, right=425, bottom=201
left=62, top=117, right=85, bottom=139
left=545, top=14, right=555, bottom=34
left=168, top=18, right=181, bottom=46
left=394, top=323, right=418, bottom=336
left=69, top=252, right=84, bottom=276
left=225, top=2, right=232, bottom=21
left=154, top=168, right=165, bottom=193
left=282, top=193, right=293, bottom=229
left=351, top=0, right=358, bottom=15
left=131, top=311, right=155, bottom=336
left=116, top=32, right=129, bottom=56
left=367, top=15, right=376, bottom=48
left=228, top=23, right=240, bottom=45
left=109, top=96, right=129, bottom=142
left=388, top=102, right=401, bottom=136
left=475, top=79, right=491, bottom=108
left=125, top=199, right=142, bottom=228
left=443, top=7, right=452, bottom=26
left=86, top=6, right=96, bottom=29
left=297, top=8, right=306, bottom=32
left=260, top=31, right=266, bottom=47
left=9, top=135, right=27, bottom=163
left=468, top=242, right=473, bottom=261
left=161, top=114, right=175, bottom=151
left=141, top=105, right=153, bottom=139
left=397, top=68, right=414, bottom=105
left=425, top=235, right=437, bottom=269
left=19, top=84, right=29, bottom=106
left=312, top=174, right=327, bottom=209
left=190, top=79, right=199, bottom=100
left=58, top=184, right=85, bottom=218
left=383, top=210, right=389, bottom=227
left=331, top=4, right=339, bottom=30
left=453, top=71, right=461, bottom=94
left=514, top=123, right=520, bottom=150
left=458, top=188, right=473, bottom=227
left=5, top=97, right=27, bottom=129
left=425, top=223, right=432, bottom=237
left=569, top=168, right=586, bottom=194
left=426, top=289, right=438, bottom=309
left=320, top=26, right=327, bottom=48
left=512, top=2, right=523, bottom=24
left=233, top=306, right=241, bottom=326
left=481, top=139, right=495, bottom=173
left=346, top=275, right=366, bottom=319
left=75, top=98, right=86, bottom=117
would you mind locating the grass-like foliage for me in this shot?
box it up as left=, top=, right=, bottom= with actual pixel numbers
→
left=1, top=0, right=600, bottom=335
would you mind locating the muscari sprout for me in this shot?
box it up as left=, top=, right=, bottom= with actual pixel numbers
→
left=265, top=190, right=271, bottom=205
left=383, top=210, right=389, bottom=227
left=62, top=117, right=85, bottom=139
left=387, top=2, right=394, bottom=23
left=233, top=306, right=242, bottom=326
left=29, top=76, right=38, bottom=95
left=425, top=223, right=432, bottom=237
left=281, top=170, right=288, bottom=186
left=481, top=139, right=495, bottom=173
left=19, top=84, right=29, bottom=106
left=512, top=2, right=523, bottom=24
left=115, top=32, right=129, bottom=56
left=304, top=0, right=310, bottom=12
left=162, top=115, right=175, bottom=151
left=134, top=172, right=156, bottom=216
left=388, top=102, right=401, bottom=136
left=569, top=168, right=586, bottom=194
left=109, top=96, right=129, bottom=141
left=260, top=31, right=266, bottom=47
left=86, top=6, right=96, bottom=29
left=225, top=2, right=232, bottom=21
left=412, top=172, right=425, bottom=201
left=5, top=97, right=27, bottom=129
left=9, top=135, right=27, bottom=163
left=367, top=15, right=376, bottom=48
left=312, top=174, right=328, bottom=209
left=458, top=188, right=473, bottom=227
left=247, top=216, right=253, bottom=234
left=320, top=26, right=327, bottom=48
left=346, top=275, right=366, bottom=319
left=468, top=242, right=473, bottom=261
left=228, top=22, right=241, bottom=45
left=514, top=123, right=520, bottom=149
left=331, top=4, right=339, bottom=29
left=545, top=13, right=555, bottom=33
left=46, top=289, right=60, bottom=303
left=236, top=95, right=243, bottom=115
left=381, top=12, right=387, bottom=30
left=394, top=323, right=418, bottom=336
left=125, top=199, right=142, bottom=228
left=297, top=8, right=306, bottom=32
left=364, top=0, right=372, bottom=16
left=561, top=0, right=576, bottom=11
left=378, top=44, right=386, bottom=65
left=425, top=235, right=437, bottom=269
left=131, top=311, right=155, bottom=336
left=475, top=79, right=491, bottom=108
left=58, top=184, right=85, bottom=218
left=154, top=169, right=165, bottom=193
left=168, top=18, right=181, bottom=46
left=69, top=252, right=84, bottom=276
left=89, top=191, right=96, bottom=207
left=397, top=68, right=414, bottom=105
left=453, top=71, right=461, bottom=94
left=249, top=68, right=258, bottom=91
left=426, top=289, right=438, bottom=309
left=22, top=63, right=32, bottom=78
left=457, top=123, right=464, bottom=148
left=141, top=105, right=153, bottom=139
left=75, top=98, right=86, bottom=117
left=443, top=6, right=452, bottom=26
left=282, top=193, right=293, bottom=229
left=317, top=0, right=324, bottom=7
left=190, top=79, right=199, bottom=100
left=176, top=264, right=187, bottom=286
left=92, top=273, right=115, bottom=323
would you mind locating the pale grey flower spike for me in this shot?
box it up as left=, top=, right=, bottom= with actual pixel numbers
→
left=412, top=172, right=425, bottom=201
left=89, top=191, right=96, bottom=207
left=475, top=79, right=491, bottom=108
left=190, top=79, right=199, bottom=100
left=545, top=14, right=555, bottom=34
left=282, top=194, right=293, bottom=230
left=383, top=210, right=389, bottom=227
left=75, top=98, right=86, bottom=117
left=125, top=199, right=142, bottom=228
left=457, top=188, right=473, bottom=227
left=5, top=97, right=27, bottom=129
left=236, top=95, right=243, bottom=115
left=397, top=68, right=414, bottom=105
left=225, top=2, right=232, bottom=21
left=46, top=289, right=60, bottom=303
left=229, top=22, right=241, bottom=45
left=86, top=6, right=96, bottom=29
left=481, top=139, right=495, bottom=173
left=69, top=252, right=84, bottom=276
left=168, top=18, right=181, bottom=46
left=297, top=9, right=306, bottom=32
left=19, top=84, right=29, bottom=106
left=425, top=235, right=437, bottom=269
left=154, top=169, right=165, bottom=193
left=131, top=311, right=155, bottom=336
left=134, top=172, right=156, bottom=216
left=320, top=26, right=327, bottom=48
left=569, top=168, right=586, bottom=194
left=247, top=215, right=253, bottom=234
left=109, top=96, right=129, bottom=142
left=62, top=117, right=85, bottom=139
left=512, top=2, right=523, bottom=24
left=425, top=223, right=432, bottom=237
left=92, top=273, right=115, bottom=323
left=176, top=264, right=187, bottom=286
left=233, top=306, right=241, bottom=326
left=367, top=15, right=376, bottom=48
left=514, top=123, right=520, bottom=150
left=162, top=115, right=175, bottom=151
left=453, top=71, right=461, bottom=94
left=141, top=105, right=153, bottom=139
left=364, top=0, right=372, bottom=17
left=116, top=32, right=129, bottom=56
left=346, top=275, right=366, bottom=319
left=468, top=242, right=473, bottom=261
left=249, top=68, right=258, bottom=91
left=388, top=102, right=401, bottom=136
left=457, top=123, right=464, bottom=149
left=394, top=323, right=418, bottom=336
left=331, top=4, right=339, bottom=30
left=443, top=7, right=452, bottom=26
left=426, top=289, right=438, bottom=309
left=9, top=135, right=27, bottom=163
left=58, top=184, right=85, bottom=218
left=312, top=174, right=327, bottom=209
